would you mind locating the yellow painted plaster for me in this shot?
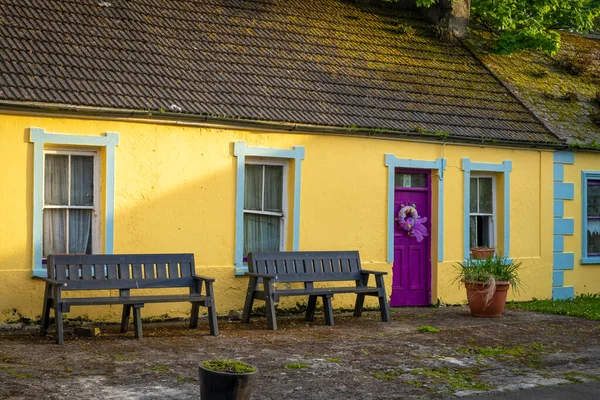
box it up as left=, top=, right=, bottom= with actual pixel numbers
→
left=563, top=152, right=600, bottom=295
left=0, top=113, right=554, bottom=322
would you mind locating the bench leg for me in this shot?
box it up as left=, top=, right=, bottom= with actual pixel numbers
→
left=242, top=276, right=258, bottom=323
left=322, top=295, right=334, bottom=326
left=353, top=294, right=366, bottom=317
left=40, top=283, right=52, bottom=336
left=305, top=295, right=317, bottom=321
left=121, top=305, right=131, bottom=333
left=52, top=285, right=64, bottom=345
left=189, top=303, right=200, bottom=329
left=263, top=278, right=277, bottom=330
left=375, top=275, right=391, bottom=322
left=205, top=281, right=219, bottom=336
left=133, top=305, right=143, bottom=339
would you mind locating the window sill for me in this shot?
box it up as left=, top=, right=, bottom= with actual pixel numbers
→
left=234, top=266, right=248, bottom=276
left=32, top=269, right=46, bottom=278
left=580, top=257, right=600, bottom=265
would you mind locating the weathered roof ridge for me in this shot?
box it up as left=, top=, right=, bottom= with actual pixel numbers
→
left=0, top=0, right=561, bottom=144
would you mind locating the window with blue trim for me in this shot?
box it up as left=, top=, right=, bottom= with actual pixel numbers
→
left=43, top=149, right=100, bottom=258
left=30, top=128, right=118, bottom=276
left=243, top=160, right=287, bottom=259
left=585, top=178, right=600, bottom=261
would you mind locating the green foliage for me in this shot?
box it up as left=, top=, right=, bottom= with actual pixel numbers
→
left=473, top=0, right=600, bottom=55
left=507, top=293, right=600, bottom=320
left=453, top=255, right=522, bottom=290
left=202, top=360, right=256, bottom=374
left=386, top=0, right=600, bottom=55
left=418, top=325, right=440, bottom=333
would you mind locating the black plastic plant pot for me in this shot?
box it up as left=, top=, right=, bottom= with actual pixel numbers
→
left=198, top=363, right=257, bottom=400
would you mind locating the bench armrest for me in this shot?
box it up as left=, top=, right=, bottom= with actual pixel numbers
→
left=245, top=272, right=277, bottom=280
left=39, top=277, right=66, bottom=286
left=360, top=270, right=387, bottom=276
left=193, top=275, right=216, bottom=283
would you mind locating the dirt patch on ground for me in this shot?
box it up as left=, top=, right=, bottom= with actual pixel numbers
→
left=1, top=306, right=599, bottom=399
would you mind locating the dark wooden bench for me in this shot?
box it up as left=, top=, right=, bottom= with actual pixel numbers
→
left=40, top=253, right=218, bottom=344
left=242, top=251, right=390, bottom=330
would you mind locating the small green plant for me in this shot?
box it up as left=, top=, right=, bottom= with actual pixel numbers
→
left=202, top=360, right=255, bottom=374
left=285, top=363, right=309, bottom=370
left=326, top=358, right=342, bottom=363
left=453, top=255, right=522, bottom=306
left=454, top=255, right=522, bottom=289
left=418, top=325, right=440, bottom=333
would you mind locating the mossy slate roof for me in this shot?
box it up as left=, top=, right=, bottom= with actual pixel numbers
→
left=470, top=32, right=600, bottom=147
left=0, top=0, right=559, bottom=144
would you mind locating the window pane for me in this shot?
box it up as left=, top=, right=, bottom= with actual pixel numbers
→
left=244, top=165, right=263, bottom=210
left=69, top=209, right=93, bottom=254
left=44, top=154, right=68, bottom=205
left=71, top=156, right=94, bottom=206
left=264, top=165, right=283, bottom=212
left=588, top=183, right=600, bottom=217
left=243, top=213, right=281, bottom=256
left=43, top=209, right=66, bottom=257
left=470, top=178, right=477, bottom=213
left=469, top=216, right=477, bottom=248
left=477, top=215, right=492, bottom=248
left=395, top=172, right=427, bottom=188
left=478, top=178, right=493, bottom=214
left=589, top=220, right=600, bottom=255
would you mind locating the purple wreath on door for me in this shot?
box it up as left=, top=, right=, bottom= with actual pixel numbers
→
left=397, top=204, right=428, bottom=243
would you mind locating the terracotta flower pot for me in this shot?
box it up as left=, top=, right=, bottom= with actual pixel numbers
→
left=463, top=280, right=510, bottom=318
left=470, top=248, right=495, bottom=260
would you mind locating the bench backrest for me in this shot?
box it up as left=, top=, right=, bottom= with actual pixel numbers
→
left=247, top=251, right=363, bottom=283
left=46, top=253, right=197, bottom=291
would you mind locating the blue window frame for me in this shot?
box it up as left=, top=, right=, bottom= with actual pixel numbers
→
left=582, top=171, right=600, bottom=264
left=30, top=127, right=119, bottom=276
left=233, top=142, right=304, bottom=275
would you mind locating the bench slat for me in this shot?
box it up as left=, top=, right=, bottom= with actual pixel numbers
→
left=132, top=263, right=143, bottom=279
left=59, top=277, right=196, bottom=290
left=273, top=287, right=380, bottom=296
left=81, top=264, right=93, bottom=280
left=168, top=262, right=179, bottom=278
left=181, top=262, right=192, bottom=277
left=156, top=263, right=167, bottom=279
left=105, top=264, right=116, bottom=279
left=119, top=263, right=130, bottom=279
left=62, top=294, right=209, bottom=306
left=48, top=253, right=194, bottom=265
left=144, top=262, right=155, bottom=279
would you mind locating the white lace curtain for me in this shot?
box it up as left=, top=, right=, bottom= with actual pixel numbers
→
left=243, top=164, right=283, bottom=257
left=43, top=154, right=94, bottom=257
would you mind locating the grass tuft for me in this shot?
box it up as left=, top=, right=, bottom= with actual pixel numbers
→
left=418, top=325, right=440, bottom=333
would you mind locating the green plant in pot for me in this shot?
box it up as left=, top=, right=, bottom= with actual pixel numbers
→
left=454, top=255, right=522, bottom=318
left=198, top=359, right=257, bottom=400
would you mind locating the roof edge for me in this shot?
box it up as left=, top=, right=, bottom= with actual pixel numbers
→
left=0, top=100, right=570, bottom=151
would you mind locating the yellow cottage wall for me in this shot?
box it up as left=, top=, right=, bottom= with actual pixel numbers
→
left=563, top=153, right=600, bottom=295
left=0, top=113, right=555, bottom=322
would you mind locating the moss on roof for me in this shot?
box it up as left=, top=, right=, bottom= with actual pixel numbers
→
left=467, top=29, right=600, bottom=149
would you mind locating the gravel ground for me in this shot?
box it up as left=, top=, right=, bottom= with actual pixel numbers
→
left=1, top=306, right=599, bottom=399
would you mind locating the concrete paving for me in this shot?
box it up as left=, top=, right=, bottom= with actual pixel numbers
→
left=467, top=381, right=600, bottom=399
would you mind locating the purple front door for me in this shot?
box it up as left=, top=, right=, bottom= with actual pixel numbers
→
left=391, top=169, right=432, bottom=307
